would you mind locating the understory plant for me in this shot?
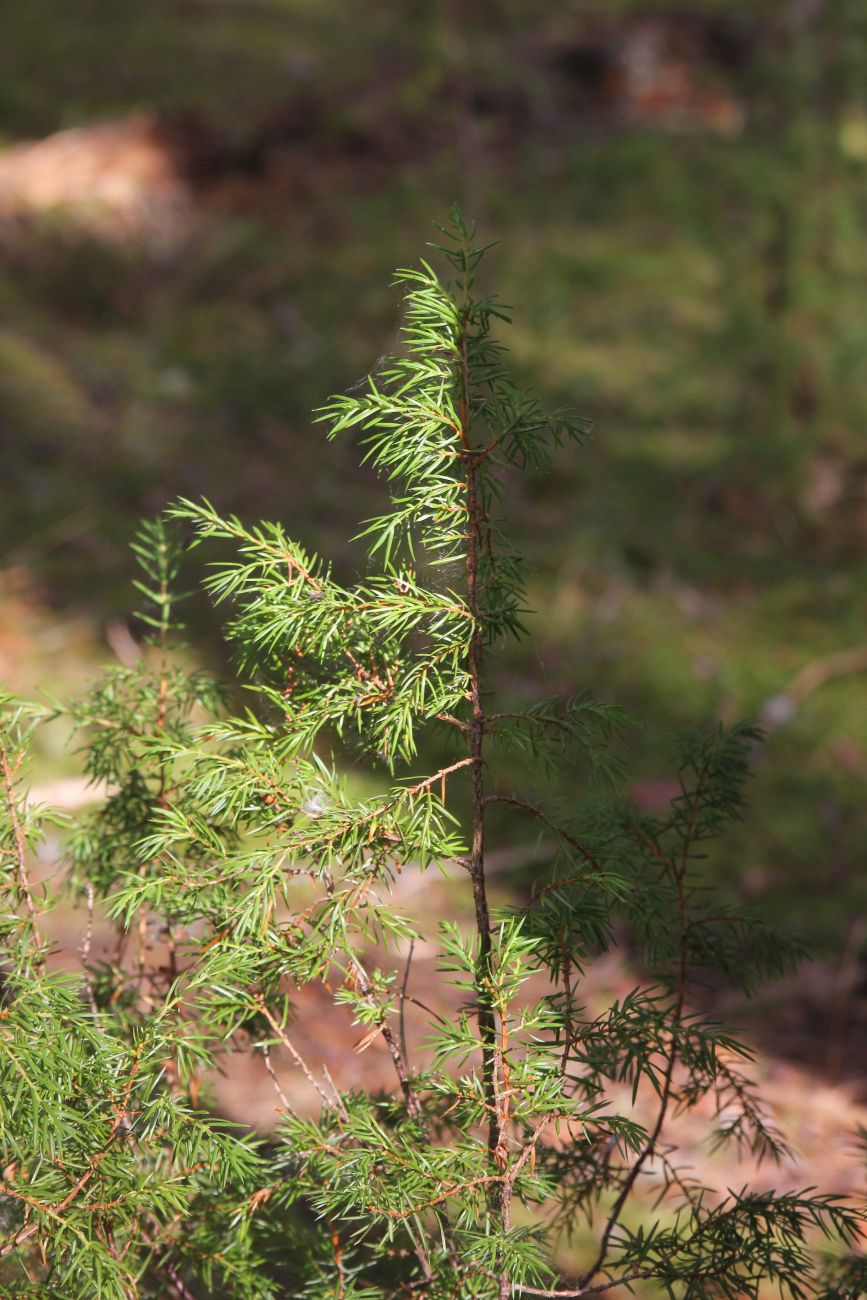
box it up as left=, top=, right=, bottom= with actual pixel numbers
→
left=1, top=213, right=864, bottom=1299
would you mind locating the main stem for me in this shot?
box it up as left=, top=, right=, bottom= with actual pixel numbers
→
left=459, top=317, right=510, bottom=1296
left=465, top=455, right=496, bottom=1160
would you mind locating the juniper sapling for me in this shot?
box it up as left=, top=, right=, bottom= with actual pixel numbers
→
left=0, top=212, right=864, bottom=1298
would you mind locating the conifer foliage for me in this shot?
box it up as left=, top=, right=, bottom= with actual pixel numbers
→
left=1, top=213, right=864, bottom=1297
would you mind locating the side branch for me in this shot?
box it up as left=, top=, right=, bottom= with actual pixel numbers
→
left=0, top=1042, right=144, bottom=1259
left=485, top=794, right=604, bottom=876
left=578, top=770, right=705, bottom=1287
left=255, top=997, right=346, bottom=1118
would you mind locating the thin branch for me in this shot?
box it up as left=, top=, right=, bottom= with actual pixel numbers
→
left=518, top=1270, right=654, bottom=1297
left=370, top=1174, right=500, bottom=1220
left=348, top=955, right=423, bottom=1122
left=485, top=793, right=604, bottom=876
left=162, top=1259, right=198, bottom=1300
left=261, top=1043, right=294, bottom=1114
left=140, top=1220, right=199, bottom=1300
left=399, top=938, right=415, bottom=1075
left=505, top=1113, right=552, bottom=1189
left=578, top=768, right=706, bottom=1287
left=80, top=880, right=99, bottom=1021
left=327, top=1215, right=346, bottom=1299
left=255, top=997, right=340, bottom=1117
left=322, top=1065, right=346, bottom=1118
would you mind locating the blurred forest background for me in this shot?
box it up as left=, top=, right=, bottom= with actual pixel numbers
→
left=2, top=0, right=867, bottom=1090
